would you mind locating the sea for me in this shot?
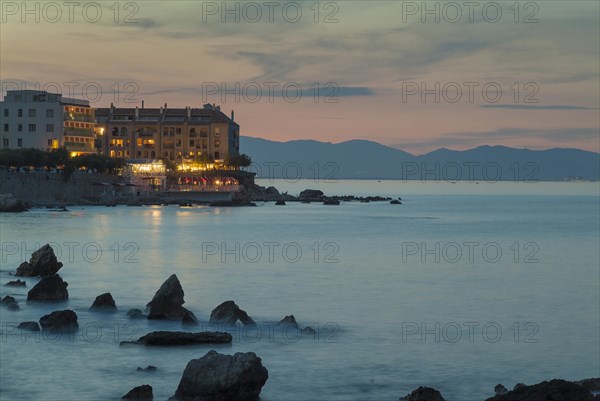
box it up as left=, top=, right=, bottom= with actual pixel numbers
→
left=1, top=180, right=599, bottom=401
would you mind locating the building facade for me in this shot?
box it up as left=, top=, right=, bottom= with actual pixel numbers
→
left=95, top=103, right=239, bottom=162
left=0, top=90, right=96, bottom=155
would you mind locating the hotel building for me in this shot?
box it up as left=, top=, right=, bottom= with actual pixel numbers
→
left=0, top=90, right=97, bottom=155
left=95, top=103, right=240, bottom=162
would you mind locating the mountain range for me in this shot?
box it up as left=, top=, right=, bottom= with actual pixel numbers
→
left=241, top=137, right=600, bottom=181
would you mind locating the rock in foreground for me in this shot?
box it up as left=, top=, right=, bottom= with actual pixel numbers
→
left=1, top=295, right=20, bottom=310
left=400, top=386, right=446, bottom=401
left=172, top=350, right=268, bottom=401
left=18, top=321, right=40, bottom=331
left=484, top=379, right=596, bottom=401
left=15, top=244, right=63, bottom=277
left=0, top=194, right=27, bottom=213
left=209, top=300, right=255, bottom=326
left=27, top=275, right=68, bottom=301
left=89, top=292, right=117, bottom=312
left=122, top=331, right=232, bottom=346
left=39, top=310, right=78, bottom=332
left=122, top=384, right=153, bottom=400
left=146, top=274, right=196, bottom=323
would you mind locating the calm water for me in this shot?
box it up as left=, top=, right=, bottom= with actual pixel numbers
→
left=1, top=181, right=599, bottom=401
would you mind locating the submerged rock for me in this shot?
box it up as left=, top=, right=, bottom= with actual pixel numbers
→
left=5, top=279, right=26, bottom=287
left=121, top=331, right=232, bottom=346
left=39, top=310, right=78, bottom=332
left=172, top=350, right=268, bottom=401
left=390, top=200, right=402, bottom=205
left=27, top=275, right=68, bottom=301
left=15, top=244, right=63, bottom=277
left=277, top=315, right=299, bottom=329
left=484, top=379, right=596, bottom=401
left=1, top=295, right=19, bottom=311
left=137, top=365, right=157, bottom=372
left=146, top=274, right=197, bottom=323
left=89, top=292, right=117, bottom=312
left=400, top=386, right=446, bottom=401
left=323, top=199, right=340, bottom=205
left=18, top=321, right=40, bottom=331
left=0, top=193, right=27, bottom=213
left=275, top=200, right=286, bottom=205
left=299, top=189, right=324, bottom=200
left=209, top=300, right=255, bottom=326
left=122, top=384, right=153, bottom=400
left=127, top=308, right=146, bottom=319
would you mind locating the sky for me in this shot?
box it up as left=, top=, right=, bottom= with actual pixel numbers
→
left=1, top=0, right=599, bottom=154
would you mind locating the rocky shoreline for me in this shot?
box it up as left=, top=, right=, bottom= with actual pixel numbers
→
left=2, top=244, right=598, bottom=401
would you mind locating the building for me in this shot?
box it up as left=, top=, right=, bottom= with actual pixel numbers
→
left=95, top=103, right=239, bottom=162
left=125, top=159, right=167, bottom=190
left=0, top=90, right=97, bottom=155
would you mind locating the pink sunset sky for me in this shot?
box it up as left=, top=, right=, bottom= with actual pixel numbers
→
left=1, top=1, right=598, bottom=154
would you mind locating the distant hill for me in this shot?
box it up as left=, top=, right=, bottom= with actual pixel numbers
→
left=241, top=137, right=600, bottom=181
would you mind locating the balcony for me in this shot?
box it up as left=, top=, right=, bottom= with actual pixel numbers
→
left=65, top=142, right=95, bottom=151
left=64, top=127, right=95, bottom=137
left=64, top=113, right=95, bottom=123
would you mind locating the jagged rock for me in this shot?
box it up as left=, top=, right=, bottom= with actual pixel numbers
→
left=5, top=279, right=26, bottom=287
left=391, top=200, right=402, bottom=205
left=400, top=386, right=445, bottom=401
left=89, top=293, right=117, bottom=312
left=137, top=365, right=157, bottom=372
left=576, top=378, right=600, bottom=391
left=1, top=295, right=19, bottom=311
left=495, top=384, right=508, bottom=395
left=209, top=301, right=255, bottom=326
left=39, top=310, right=78, bottom=332
left=122, top=384, right=153, bottom=400
left=277, top=315, right=299, bottom=329
left=0, top=193, right=27, bottom=212
left=484, top=379, right=595, bottom=401
left=302, top=326, right=316, bottom=335
left=127, top=308, right=146, bottom=319
left=299, top=189, right=324, bottom=200
left=275, top=200, right=286, bottom=206
left=27, top=275, right=68, bottom=301
left=513, top=383, right=526, bottom=391
left=146, top=274, right=197, bottom=323
left=15, top=244, right=63, bottom=277
left=172, top=350, right=268, bottom=401
left=121, top=331, right=232, bottom=346
left=323, top=199, right=340, bottom=205
left=18, top=321, right=40, bottom=331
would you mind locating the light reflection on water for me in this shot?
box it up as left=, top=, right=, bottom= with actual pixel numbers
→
left=0, top=182, right=598, bottom=401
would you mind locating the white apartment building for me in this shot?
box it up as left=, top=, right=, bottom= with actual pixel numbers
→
left=1, top=90, right=96, bottom=155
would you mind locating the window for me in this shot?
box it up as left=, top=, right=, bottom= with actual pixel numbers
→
left=163, top=127, right=169, bottom=136
left=189, top=140, right=195, bottom=146
left=3, top=124, right=8, bottom=132
left=28, top=124, right=36, bottom=132
left=169, top=127, right=175, bottom=136
left=176, top=139, right=182, bottom=147
left=17, top=138, right=22, bottom=147
left=46, top=109, right=54, bottom=118
left=3, top=109, right=7, bottom=117
left=215, top=127, right=221, bottom=136
left=28, top=109, right=36, bottom=118
left=214, top=140, right=220, bottom=147
left=2, top=138, right=8, bottom=148
left=17, top=109, right=22, bottom=117
left=18, top=124, right=22, bottom=132
left=214, top=152, right=220, bottom=159
left=47, top=124, right=54, bottom=132
left=176, top=127, right=182, bottom=134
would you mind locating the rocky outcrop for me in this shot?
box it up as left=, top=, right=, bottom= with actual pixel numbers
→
left=1, top=295, right=19, bottom=311
left=15, top=244, right=63, bottom=277
left=172, top=351, right=268, bottom=401
left=323, top=199, right=340, bottom=205
left=121, top=331, right=232, bottom=346
left=0, top=193, right=27, bottom=212
left=276, top=315, right=315, bottom=336
left=5, top=279, right=26, bottom=287
left=137, top=365, right=157, bottom=372
left=209, top=301, right=255, bottom=326
left=484, top=379, right=596, bottom=401
left=122, top=384, right=153, bottom=400
left=27, top=275, right=68, bottom=301
left=39, top=310, right=78, bottom=332
left=299, top=189, right=324, bottom=201
left=18, top=321, right=40, bottom=331
left=400, top=386, right=446, bottom=401
left=146, top=274, right=197, bottom=323
left=494, top=384, right=508, bottom=395
left=127, top=308, right=146, bottom=319
left=275, top=200, right=286, bottom=205
left=89, top=293, right=117, bottom=312
left=391, top=200, right=402, bottom=204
